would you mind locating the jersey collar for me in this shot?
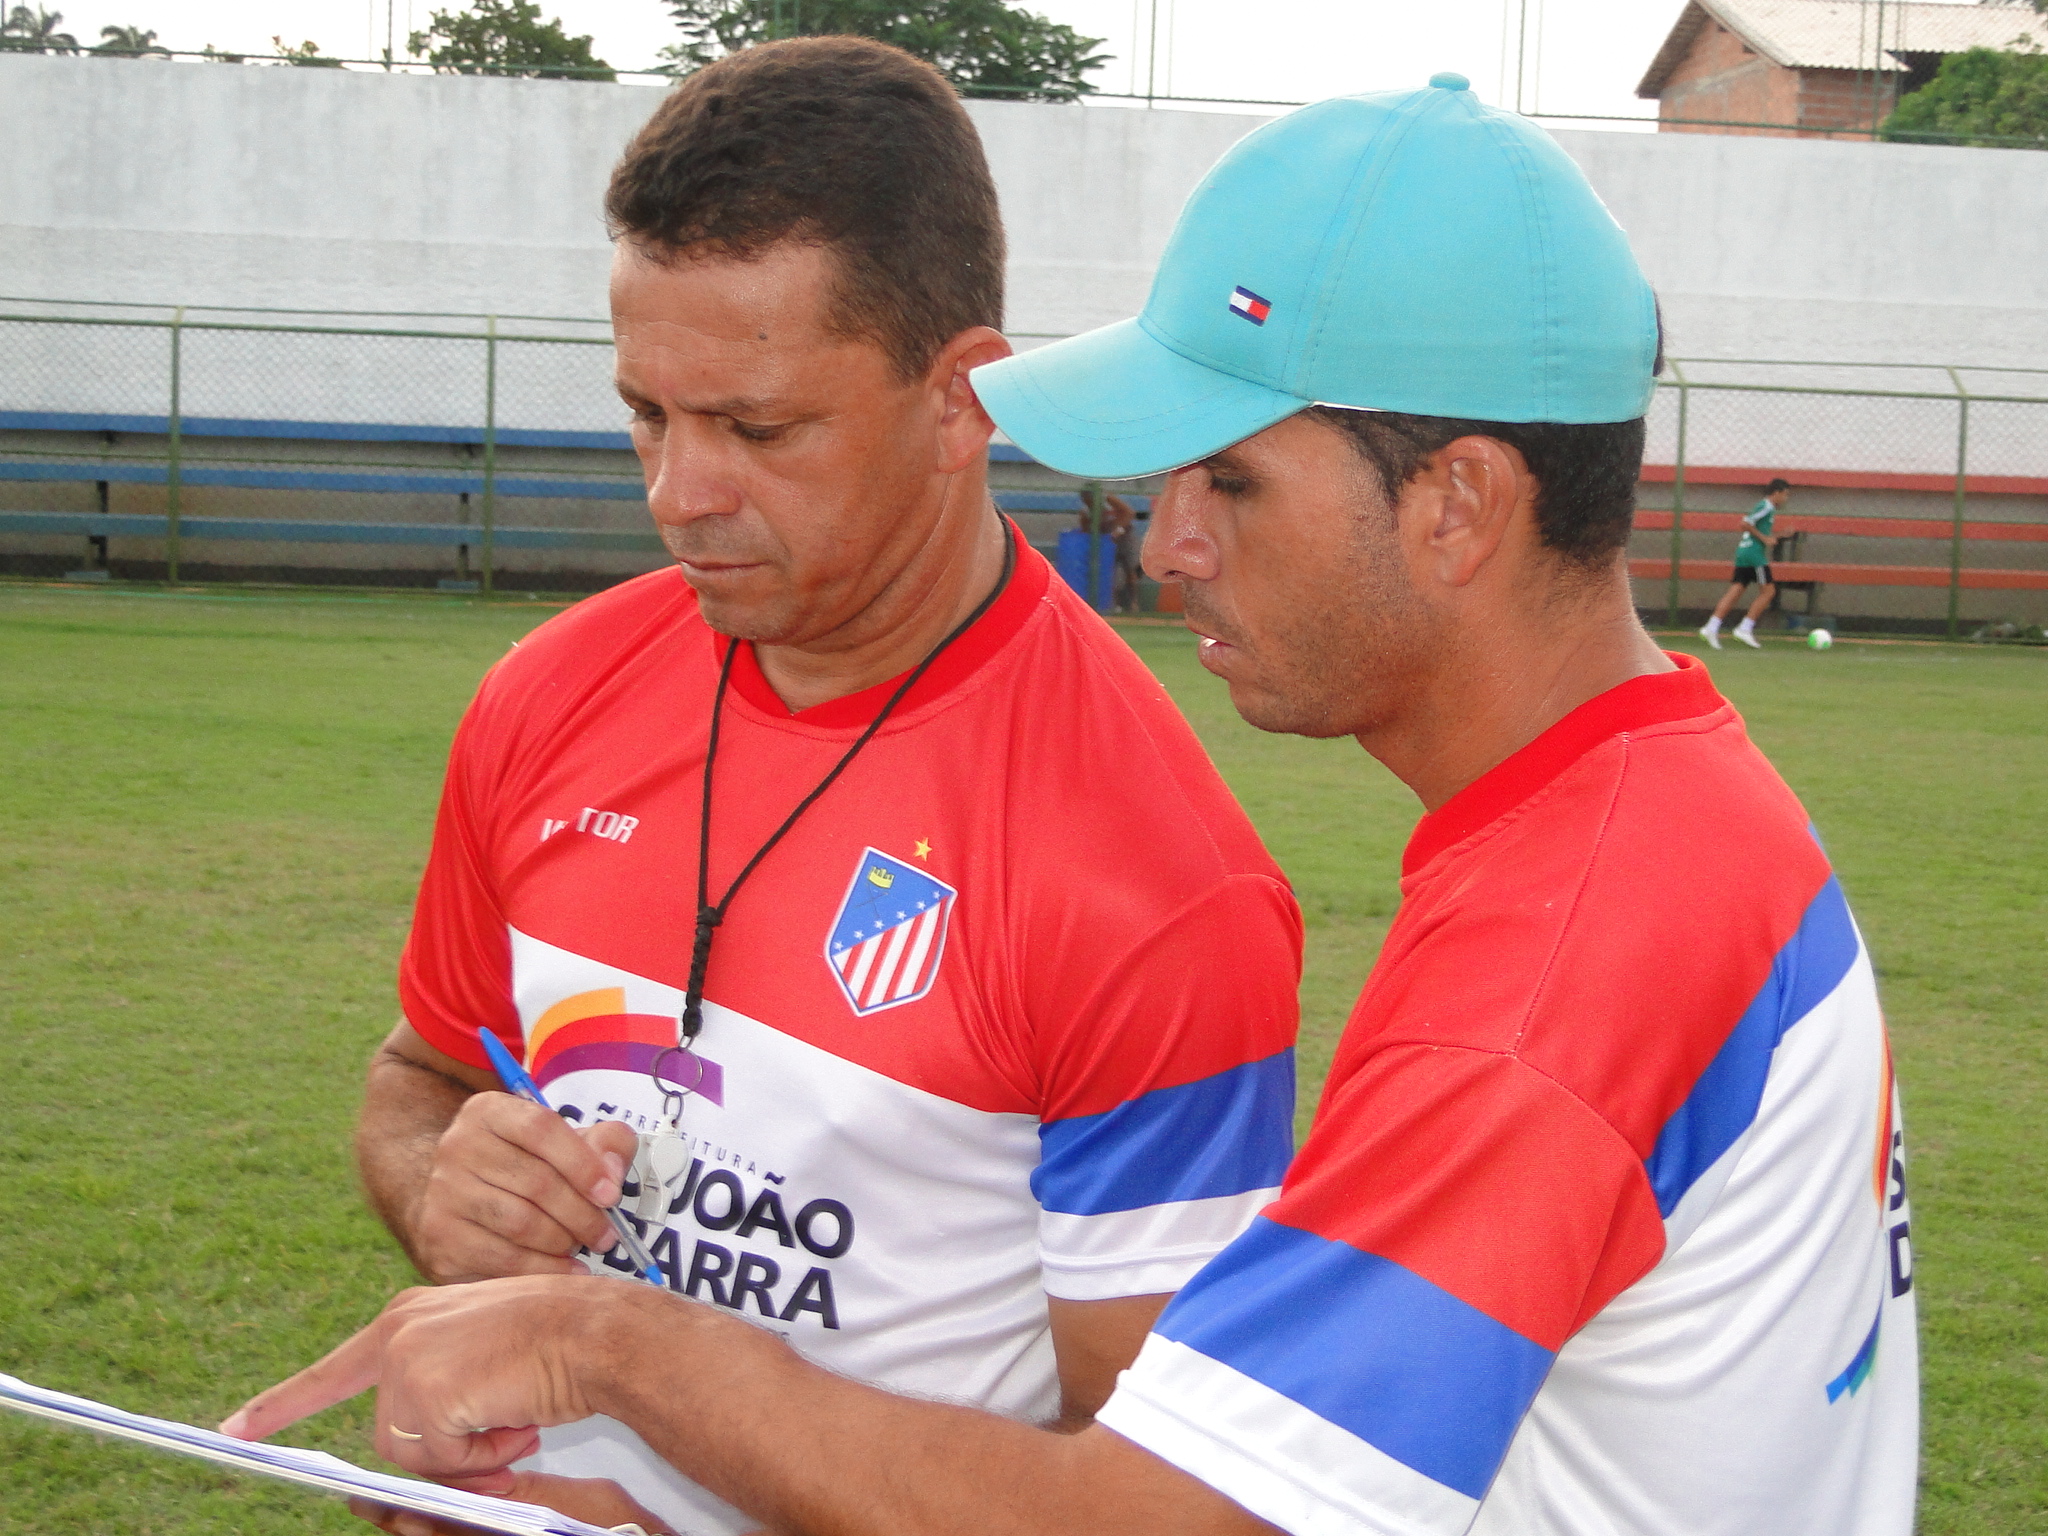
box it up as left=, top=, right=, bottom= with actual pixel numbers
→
left=715, top=518, right=1049, bottom=729
left=1402, top=653, right=1727, bottom=878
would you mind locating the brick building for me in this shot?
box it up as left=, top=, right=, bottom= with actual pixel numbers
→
left=1638, top=0, right=2048, bottom=139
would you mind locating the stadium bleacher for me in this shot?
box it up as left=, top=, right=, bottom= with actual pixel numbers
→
left=0, top=416, right=1150, bottom=593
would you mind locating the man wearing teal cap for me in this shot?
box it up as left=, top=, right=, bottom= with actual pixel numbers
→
left=230, top=77, right=1917, bottom=1536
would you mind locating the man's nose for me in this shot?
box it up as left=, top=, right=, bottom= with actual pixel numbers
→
left=642, top=422, right=743, bottom=527
left=1142, top=471, right=1220, bottom=583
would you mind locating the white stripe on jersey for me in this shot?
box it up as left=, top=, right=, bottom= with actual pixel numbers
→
left=864, top=918, right=917, bottom=1008
left=893, top=905, right=943, bottom=1002
left=843, top=930, right=881, bottom=999
left=1101, top=1335, right=1483, bottom=1536
left=1040, top=1187, right=1281, bottom=1301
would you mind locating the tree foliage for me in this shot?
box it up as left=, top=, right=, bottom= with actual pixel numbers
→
left=91, top=24, right=169, bottom=57
left=1882, top=44, right=2048, bottom=148
left=409, top=0, right=615, bottom=80
left=271, top=35, right=345, bottom=68
left=661, top=0, right=1110, bottom=103
left=0, top=5, right=79, bottom=51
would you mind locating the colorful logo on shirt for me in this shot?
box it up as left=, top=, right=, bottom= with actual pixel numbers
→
left=522, top=987, right=725, bottom=1105
left=1826, top=1038, right=1911, bottom=1405
left=824, top=847, right=956, bottom=1017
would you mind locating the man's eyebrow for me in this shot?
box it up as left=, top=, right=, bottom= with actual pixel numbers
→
left=611, top=381, right=794, bottom=419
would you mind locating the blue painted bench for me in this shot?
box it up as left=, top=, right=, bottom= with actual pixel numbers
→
left=0, top=414, right=1146, bottom=552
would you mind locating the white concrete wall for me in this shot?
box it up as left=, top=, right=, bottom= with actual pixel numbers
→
left=7, top=52, right=2046, bottom=371
left=1559, top=127, right=2048, bottom=370
left=969, top=101, right=1265, bottom=338
left=0, top=54, right=1254, bottom=333
left=0, top=56, right=652, bottom=317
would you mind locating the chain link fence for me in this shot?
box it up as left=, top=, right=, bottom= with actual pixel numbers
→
left=0, top=299, right=650, bottom=592
left=3, top=301, right=2045, bottom=629
left=1639, top=360, right=2048, bottom=635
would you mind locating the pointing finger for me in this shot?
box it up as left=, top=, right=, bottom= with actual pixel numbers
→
left=220, top=1311, right=395, bottom=1440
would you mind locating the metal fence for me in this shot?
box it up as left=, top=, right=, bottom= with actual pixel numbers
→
left=0, top=298, right=639, bottom=591
left=1639, top=358, right=2048, bottom=635
left=4, top=300, right=2047, bottom=630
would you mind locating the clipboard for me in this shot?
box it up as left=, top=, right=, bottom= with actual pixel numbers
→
left=0, top=1372, right=635, bottom=1536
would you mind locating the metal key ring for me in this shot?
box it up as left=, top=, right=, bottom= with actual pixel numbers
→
left=651, top=1043, right=705, bottom=1128
left=651, top=1044, right=706, bottom=1097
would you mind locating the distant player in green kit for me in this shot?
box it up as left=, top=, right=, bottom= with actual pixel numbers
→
left=1702, top=478, right=1791, bottom=649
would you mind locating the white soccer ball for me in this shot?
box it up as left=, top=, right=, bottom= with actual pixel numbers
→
left=1807, top=628, right=1834, bottom=650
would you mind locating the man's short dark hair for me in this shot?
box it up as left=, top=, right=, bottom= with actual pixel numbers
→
left=1303, top=304, right=1661, bottom=570
left=1307, top=408, right=1647, bottom=570
left=1766, top=477, right=1792, bottom=495
left=605, top=37, right=1004, bottom=382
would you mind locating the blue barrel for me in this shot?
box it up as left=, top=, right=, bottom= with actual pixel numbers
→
left=1056, top=529, right=1116, bottom=610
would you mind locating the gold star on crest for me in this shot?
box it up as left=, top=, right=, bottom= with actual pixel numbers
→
left=913, top=838, right=932, bottom=860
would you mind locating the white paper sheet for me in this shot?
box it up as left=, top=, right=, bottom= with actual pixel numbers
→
left=0, top=1372, right=629, bottom=1535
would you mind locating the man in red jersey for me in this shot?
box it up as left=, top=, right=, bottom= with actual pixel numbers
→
left=232, top=73, right=1914, bottom=1536
left=334, top=37, right=1301, bottom=1536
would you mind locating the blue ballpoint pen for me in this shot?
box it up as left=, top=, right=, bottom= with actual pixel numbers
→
left=478, top=1026, right=667, bottom=1289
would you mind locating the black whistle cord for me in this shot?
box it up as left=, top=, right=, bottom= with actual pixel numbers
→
left=678, top=524, right=1017, bottom=1042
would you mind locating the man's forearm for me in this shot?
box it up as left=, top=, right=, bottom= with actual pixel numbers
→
left=355, top=1044, right=472, bottom=1270
left=589, top=1288, right=1264, bottom=1536
left=222, top=1277, right=1272, bottom=1536
left=600, top=1297, right=1123, bottom=1536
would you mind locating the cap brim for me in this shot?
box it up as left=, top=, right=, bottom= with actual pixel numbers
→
left=972, top=319, right=1307, bottom=480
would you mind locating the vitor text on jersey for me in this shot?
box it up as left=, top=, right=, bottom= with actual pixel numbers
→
left=540, top=808, right=641, bottom=844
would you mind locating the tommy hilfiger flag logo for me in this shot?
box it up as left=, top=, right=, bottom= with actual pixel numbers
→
left=1228, top=286, right=1272, bottom=325
left=825, top=847, right=957, bottom=1016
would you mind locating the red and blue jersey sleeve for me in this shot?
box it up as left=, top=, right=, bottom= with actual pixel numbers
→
left=1097, top=1044, right=1661, bottom=1532
left=1096, top=715, right=1871, bottom=1536
left=1100, top=868, right=1878, bottom=1535
left=1029, top=872, right=1302, bottom=1301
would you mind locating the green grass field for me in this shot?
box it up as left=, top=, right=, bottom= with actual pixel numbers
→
left=0, top=583, right=2042, bottom=1533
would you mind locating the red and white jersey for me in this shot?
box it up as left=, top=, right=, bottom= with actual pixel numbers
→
left=1100, top=656, right=1919, bottom=1536
left=399, top=526, right=1302, bottom=1534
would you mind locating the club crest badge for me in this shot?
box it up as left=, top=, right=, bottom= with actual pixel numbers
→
left=825, top=847, right=957, bottom=1016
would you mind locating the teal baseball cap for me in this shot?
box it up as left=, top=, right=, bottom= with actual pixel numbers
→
left=972, top=73, right=1659, bottom=479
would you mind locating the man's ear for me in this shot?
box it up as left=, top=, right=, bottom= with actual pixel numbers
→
left=1399, top=435, right=1534, bottom=590
left=932, top=326, right=1012, bottom=474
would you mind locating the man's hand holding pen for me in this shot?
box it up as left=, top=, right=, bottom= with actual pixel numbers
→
left=404, top=1086, right=639, bottom=1286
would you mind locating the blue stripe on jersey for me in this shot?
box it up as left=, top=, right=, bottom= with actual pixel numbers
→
left=1646, top=875, right=1861, bottom=1217
left=1032, top=1049, right=1295, bottom=1216
left=1154, top=1215, right=1554, bottom=1500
